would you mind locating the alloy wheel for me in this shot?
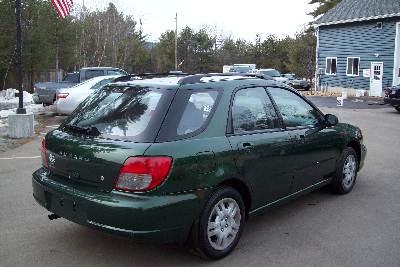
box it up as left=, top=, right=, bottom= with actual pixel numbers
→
left=207, top=198, right=241, bottom=251
left=342, top=154, right=357, bottom=189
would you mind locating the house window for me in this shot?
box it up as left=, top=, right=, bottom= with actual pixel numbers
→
left=346, top=57, right=360, bottom=76
left=325, top=57, right=337, bottom=75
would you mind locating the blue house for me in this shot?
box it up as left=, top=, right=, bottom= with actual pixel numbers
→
left=315, top=0, right=400, bottom=96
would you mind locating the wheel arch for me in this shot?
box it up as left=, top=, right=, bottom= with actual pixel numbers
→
left=346, top=140, right=361, bottom=168
left=218, top=178, right=252, bottom=220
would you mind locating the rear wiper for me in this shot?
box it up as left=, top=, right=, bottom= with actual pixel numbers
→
left=63, top=124, right=100, bottom=136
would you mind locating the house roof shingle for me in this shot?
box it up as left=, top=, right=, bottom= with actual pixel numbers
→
left=315, top=0, right=400, bottom=26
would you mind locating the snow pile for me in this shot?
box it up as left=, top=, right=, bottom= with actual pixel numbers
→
left=0, top=88, right=33, bottom=103
left=0, top=104, right=45, bottom=118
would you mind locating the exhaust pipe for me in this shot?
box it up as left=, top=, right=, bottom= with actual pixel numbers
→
left=48, top=214, right=61, bottom=220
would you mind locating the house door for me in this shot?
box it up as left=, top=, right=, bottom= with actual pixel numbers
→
left=370, top=62, right=383, bottom=97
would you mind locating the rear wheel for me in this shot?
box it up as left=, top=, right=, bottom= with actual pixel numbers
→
left=192, top=187, right=245, bottom=259
left=331, top=147, right=358, bottom=194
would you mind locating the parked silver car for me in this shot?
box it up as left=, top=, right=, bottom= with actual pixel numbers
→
left=55, top=75, right=120, bottom=115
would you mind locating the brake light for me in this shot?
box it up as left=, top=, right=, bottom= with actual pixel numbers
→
left=56, top=93, right=69, bottom=99
left=41, top=138, right=48, bottom=168
left=114, top=156, right=173, bottom=192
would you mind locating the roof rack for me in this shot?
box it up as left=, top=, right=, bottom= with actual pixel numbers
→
left=178, top=73, right=273, bottom=85
left=113, top=72, right=191, bottom=82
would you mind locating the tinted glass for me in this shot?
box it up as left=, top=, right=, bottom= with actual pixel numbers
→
left=268, top=88, right=321, bottom=128
left=177, top=91, right=218, bottom=135
left=85, top=70, right=104, bottom=80
left=107, top=70, right=127, bottom=75
left=63, top=73, right=79, bottom=83
left=232, top=87, right=280, bottom=133
left=64, top=86, right=173, bottom=141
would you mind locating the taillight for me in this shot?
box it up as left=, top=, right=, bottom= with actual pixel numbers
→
left=114, top=156, right=173, bottom=192
left=41, top=138, right=48, bottom=168
left=56, top=93, right=69, bottom=100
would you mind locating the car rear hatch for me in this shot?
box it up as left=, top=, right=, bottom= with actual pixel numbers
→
left=44, top=130, right=151, bottom=192
left=43, top=83, right=177, bottom=192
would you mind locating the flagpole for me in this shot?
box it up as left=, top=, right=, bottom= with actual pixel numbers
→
left=15, top=0, right=25, bottom=114
left=174, top=12, right=178, bottom=71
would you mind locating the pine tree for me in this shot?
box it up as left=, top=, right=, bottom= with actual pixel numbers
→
left=309, top=0, right=342, bottom=18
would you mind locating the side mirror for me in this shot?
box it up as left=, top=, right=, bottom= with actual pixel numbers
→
left=325, top=114, right=338, bottom=126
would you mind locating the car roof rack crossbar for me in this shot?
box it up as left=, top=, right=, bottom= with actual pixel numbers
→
left=178, top=73, right=273, bottom=85
left=113, top=72, right=191, bottom=82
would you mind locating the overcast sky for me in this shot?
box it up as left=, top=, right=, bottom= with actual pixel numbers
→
left=82, top=0, right=316, bottom=42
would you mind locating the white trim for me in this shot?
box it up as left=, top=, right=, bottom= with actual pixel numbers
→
left=393, top=22, right=400, bottom=86
left=346, top=57, right=360, bottom=76
left=315, top=27, right=319, bottom=90
left=370, top=62, right=384, bottom=96
left=325, top=57, right=337, bottom=76
left=314, top=13, right=400, bottom=27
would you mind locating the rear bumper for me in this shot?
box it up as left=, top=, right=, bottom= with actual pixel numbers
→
left=32, top=168, right=205, bottom=243
left=38, top=93, right=56, bottom=105
left=384, top=97, right=400, bottom=107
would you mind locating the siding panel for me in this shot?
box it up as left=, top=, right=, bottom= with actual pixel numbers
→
left=317, top=18, right=399, bottom=90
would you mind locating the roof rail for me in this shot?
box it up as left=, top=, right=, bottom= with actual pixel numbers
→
left=113, top=72, right=191, bottom=83
left=178, top=73, right=273, bottom=85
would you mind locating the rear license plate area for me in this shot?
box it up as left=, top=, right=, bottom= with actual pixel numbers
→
left=48, top=192, right=86, bottom=222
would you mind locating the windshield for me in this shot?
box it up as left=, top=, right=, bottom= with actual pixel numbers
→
left=63, top=86, right=174, bottom=141
left=259, top=70, right=281, bottom=77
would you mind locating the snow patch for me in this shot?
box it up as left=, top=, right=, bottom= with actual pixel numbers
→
left=0, top=104, right=45, bottom=119
left=0, top=88, right=33, bottom=103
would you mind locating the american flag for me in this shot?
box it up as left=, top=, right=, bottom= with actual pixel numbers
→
left=51, top=0, right=74, bottom=19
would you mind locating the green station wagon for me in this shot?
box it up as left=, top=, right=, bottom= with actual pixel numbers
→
left=32, top=74, right=366, bottom=259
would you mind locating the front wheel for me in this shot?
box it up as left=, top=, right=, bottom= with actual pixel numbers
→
left=193, top=187, right=245, bottom=259
left=331, top=147, right=358, bottom=194
left=395, top=106, right=400, bottom=112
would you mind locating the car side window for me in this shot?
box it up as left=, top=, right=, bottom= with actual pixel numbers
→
left=268, top=88, right=321, bottom=128
left=231, top=87, right=280, bottom=133
left=107, top=70, right=125, bottom=75
left=177, top=91, right=218, bottom=135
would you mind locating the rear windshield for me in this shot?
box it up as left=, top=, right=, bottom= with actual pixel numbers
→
left=62, top=85, right=174, bottom=142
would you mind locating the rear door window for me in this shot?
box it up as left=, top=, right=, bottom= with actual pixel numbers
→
left=231, top=87, right=280, bottom=133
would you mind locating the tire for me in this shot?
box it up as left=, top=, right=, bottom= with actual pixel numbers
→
left=192, top=187, right=245, bottom=259
left=331, top=147, right=358, bottom=194
left=395, top=107, right=400, bottom=112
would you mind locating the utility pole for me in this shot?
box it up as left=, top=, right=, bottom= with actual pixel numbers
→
left=174, top=12, right=178, bottom=71
left=15, top=0, right=25, bottom=114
